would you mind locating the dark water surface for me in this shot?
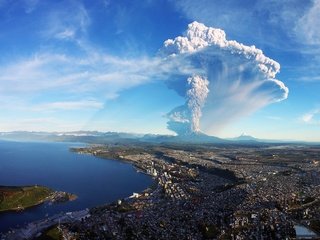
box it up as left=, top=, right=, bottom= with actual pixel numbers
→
left=0, top=141, right=152, bottom=233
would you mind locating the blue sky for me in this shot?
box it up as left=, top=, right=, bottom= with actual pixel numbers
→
left=0, top=0, right=319, bottom=141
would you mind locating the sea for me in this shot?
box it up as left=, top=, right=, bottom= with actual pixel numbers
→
left=0, top=140, right=153, bottom=233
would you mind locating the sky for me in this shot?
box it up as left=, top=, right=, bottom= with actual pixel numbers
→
left=0, top=0, right=319, bottom=141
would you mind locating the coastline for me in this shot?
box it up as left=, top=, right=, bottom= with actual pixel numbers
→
left=4, top=143, right=320, bottom=239
left=0, top=146, right=157, bottom=239
left=0, top=185, right=77, bottom=213
left=0, top=144, right=154, bottom=239
left=52, top=144, right=320, bottom=239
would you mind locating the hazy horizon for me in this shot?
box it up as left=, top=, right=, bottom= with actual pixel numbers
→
left=1, top=130, right=320, bottom=143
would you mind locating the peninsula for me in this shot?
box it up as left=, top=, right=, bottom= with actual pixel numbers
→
left=0, top=185, right=77, bottom=212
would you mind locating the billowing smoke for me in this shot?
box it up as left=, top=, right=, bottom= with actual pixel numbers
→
left=161, top=22, right=289, bottom=135
left=166, top=75, right=209, bottom=134
left=186, top=75, right=209, bottom=132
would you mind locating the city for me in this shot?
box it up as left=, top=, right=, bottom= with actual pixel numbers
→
left=4, top=142, right=319, bottom=239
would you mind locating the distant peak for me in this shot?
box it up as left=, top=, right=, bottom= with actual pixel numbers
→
left=228, top=133, right=258, bottom=142
left=240, top=132, right=250, bottom=137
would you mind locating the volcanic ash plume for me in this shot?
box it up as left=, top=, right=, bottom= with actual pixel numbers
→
left=186, top=75, right=209, bottom=132
left=161, top=22, right=289, bottom=136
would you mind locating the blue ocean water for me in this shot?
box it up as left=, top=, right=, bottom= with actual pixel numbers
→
left=0, top=140, right=152, bottom=233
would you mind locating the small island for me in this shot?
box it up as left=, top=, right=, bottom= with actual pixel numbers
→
left=0, top=185, right=77, bottom=212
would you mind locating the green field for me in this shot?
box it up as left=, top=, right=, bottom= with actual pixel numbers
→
left=0, top=185, right=53, bottom=212
left=36, top=225, right=63, bottom=240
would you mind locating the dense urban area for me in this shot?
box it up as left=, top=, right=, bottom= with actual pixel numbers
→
left=2, top=142, right=320, bottom=239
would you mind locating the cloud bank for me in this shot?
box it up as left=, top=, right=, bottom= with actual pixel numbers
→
left=161, top=22, right=288, bottom=135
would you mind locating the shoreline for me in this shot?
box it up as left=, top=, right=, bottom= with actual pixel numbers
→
left=3, top=143, right=320, bottom=239
left=0, top=147, right=158, bottom=239
left=0, top=146, right=154, bottom=239
left=0, top=185, right=77, bottom=213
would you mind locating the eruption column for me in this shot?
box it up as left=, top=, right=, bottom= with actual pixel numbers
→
left=161, top=21, right=288, bottom=136
left=186, top=75, right=209, bottom=132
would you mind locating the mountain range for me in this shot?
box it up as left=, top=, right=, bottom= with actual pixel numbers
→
left=0, top=131, right=318, bottom=145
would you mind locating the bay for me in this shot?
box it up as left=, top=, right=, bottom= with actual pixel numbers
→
left=0, top=140, right=152, bottom=233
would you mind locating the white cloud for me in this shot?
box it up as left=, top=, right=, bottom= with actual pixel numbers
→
left=302, top=109, right=320, bottom=124
left=43, top=2, right=90, bottom=41
left=55, top=28, right=76, bottom=40
left=33, top=100, right=104, bottom=111
left=0, top=54, right=76, bottom=93
left=295, top=0, right=320, bottom=45
left=161, top=22, right=288, bottom=135
left=171, top=0, right=319, bottom=48
left=0, top=51, right=161, bottom=96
